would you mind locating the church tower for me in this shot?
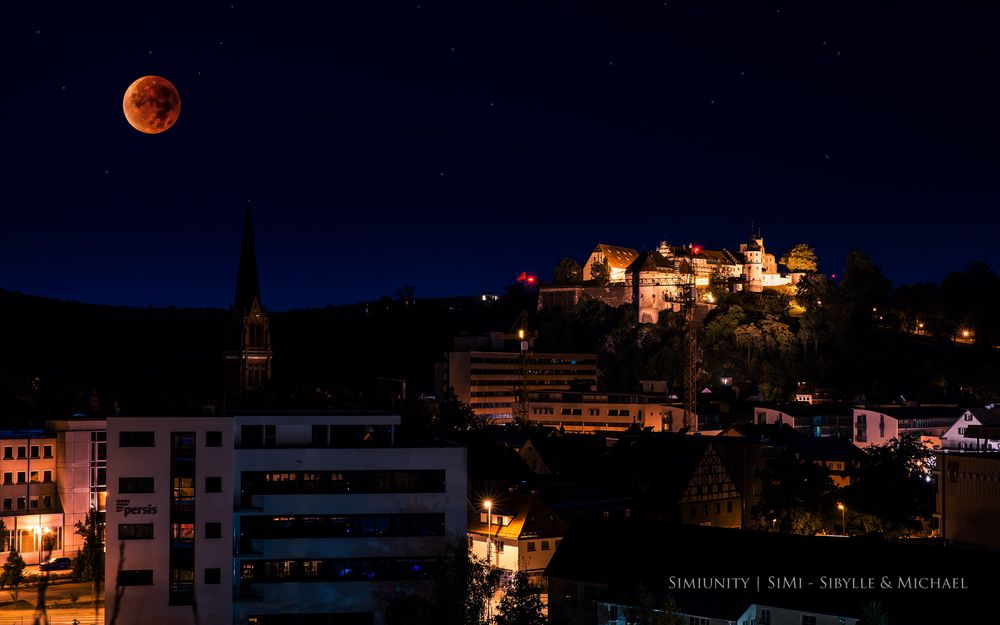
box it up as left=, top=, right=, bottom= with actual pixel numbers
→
left=224, top=206, right=272, bottom=397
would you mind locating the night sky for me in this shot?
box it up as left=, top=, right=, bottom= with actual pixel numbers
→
left=3, top=1, right=999, bottom=310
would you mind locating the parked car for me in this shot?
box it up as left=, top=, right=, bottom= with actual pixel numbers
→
left=39, top=557, right=72, bottom=571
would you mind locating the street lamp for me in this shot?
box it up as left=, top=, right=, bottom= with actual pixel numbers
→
left=483, top=499, right=493, bottom=623
left=483, top=500, right=493, bottom=565
left=837, top=503, right=846, bottom=536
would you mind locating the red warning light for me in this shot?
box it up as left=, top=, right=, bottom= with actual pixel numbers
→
left=517, top=272, right=538, bottom=284
left=691, top=245, right=702, bottom=255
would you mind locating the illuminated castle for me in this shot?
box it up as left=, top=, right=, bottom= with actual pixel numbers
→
left=543, top=230, right=802, bottom=323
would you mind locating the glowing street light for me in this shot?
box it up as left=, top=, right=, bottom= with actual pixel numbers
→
left=837, top=503, right=847, bottom=536
left=483, top=500, right=493, bottom=564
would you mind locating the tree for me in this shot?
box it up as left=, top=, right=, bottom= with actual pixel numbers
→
left=589, top=257, right=611, bottom=285
left=751, top=450, right=836, bottom=534
left=429, top=538, right=502, bottom=625
left=495, top=572, right=545, bottom=625
left=780, top=243, right=818, bottom=272
left=859, top=600, right=890, bottom=625
left=73, top=506, right=105, bottom=601
left=553, top=257, right=583, bottom=286
left=1, top=549, right=26, bottom=602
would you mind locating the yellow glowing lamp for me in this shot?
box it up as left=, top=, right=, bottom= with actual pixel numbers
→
left=694, top=277, right=710, bottom=287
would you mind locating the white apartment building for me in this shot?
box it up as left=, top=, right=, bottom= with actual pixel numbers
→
left=852, top=405, right=957, bottom=448
left=106, top=412, right=467, bottom=625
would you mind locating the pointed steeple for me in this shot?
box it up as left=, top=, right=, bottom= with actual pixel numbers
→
left=233, top=205, right=262, bottom=315
left=225, top=204, right=272, bottom=399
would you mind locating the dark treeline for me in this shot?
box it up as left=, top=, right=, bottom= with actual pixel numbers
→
left=3, top=251, right=999, bottom=419
left=0, top=289, right=533, bottom=419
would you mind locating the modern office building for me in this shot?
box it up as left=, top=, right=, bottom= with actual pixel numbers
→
left=436, top=342, right=598, bottom=422
left=752, top=403, right=853, bottom=438
left=106, top=412, right=467, bottom=625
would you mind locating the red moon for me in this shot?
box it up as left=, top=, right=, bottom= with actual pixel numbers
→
left=123, top=76, right=181, bottom=134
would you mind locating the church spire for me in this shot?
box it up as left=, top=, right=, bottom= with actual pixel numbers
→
left=225, top=204, right=272, bottom=400
left=233, top=205, right=262, bottom=315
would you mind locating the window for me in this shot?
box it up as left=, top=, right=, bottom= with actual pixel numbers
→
left=205, top=476, right=223, bottom=493
left=204, top=568, right=221, bottom=584
left=206, top=431, right=223, bottom=447
left=2, top=473, right=10, bottom=485
left=1, top=447, right=10, bottom=460
left=43, top=445, right=52, bottom=458
left=43, top=470, right=52, bottom=482
left=959, top=427, right=966, bottom=435
left=16, top=472, right=25, bottom=484
left=205, top=522, right=222, bottom=539
left=30, top=446, right=39, bottom=459
left=801, top=617, right=816, bottom=625
left=119, top=477, right=155, bottom=493
left=760, top=608, right=771, bottom=624
left=495, top=540, right=504, bottom=553
left=16, top=497, right=25, bottom=510
left=2, top=499, right=10, bottom=511
left=30, top=471, right=39, bottom=483
left=42, top=495, right=52, bottom=509
left=541, top=540, right=550, bottom=551
left=965, top=413, right=973, bottom=421
left=16, top=446, right=25, bottom=459
left=119, top=524, right=154, bottom=540
left=30, top=497, right=39, bottom=509
left=118, top=570, right=154, bottom=586
left=526, top=542, right=536, bottom=552
left=727, top=501, right=733, bottom=513
left=715, top=503, right=721, bottom=514
left=119, top=431, right=155, bottom=447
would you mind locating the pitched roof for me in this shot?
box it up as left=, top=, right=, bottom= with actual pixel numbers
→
left=468, top=494, right=569, bottom=540
left=626, top=250, right=675, bottom=273
left=233, top=206, right=263, bottom=316
left=594, top=244, right=639, bottom=270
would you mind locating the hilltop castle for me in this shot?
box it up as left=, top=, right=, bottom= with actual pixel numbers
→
left=541, top=232, right=803, bottom=323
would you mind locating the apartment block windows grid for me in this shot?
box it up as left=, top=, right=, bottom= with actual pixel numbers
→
left=169, top=432, right=196, bottom=606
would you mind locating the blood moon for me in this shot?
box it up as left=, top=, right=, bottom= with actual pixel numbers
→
left=123, top=76, right=181, bottom=134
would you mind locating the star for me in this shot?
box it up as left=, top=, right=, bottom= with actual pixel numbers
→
left=439, top=171, right=445, bottom=177
left=148, top=50, right=153, bottom=55
left=104, top=169, right=110, bottom=175
left=35, top=29, right=41, bottom=35
left=739, top=71, right=746, bottom=79
left=489, top=102, right=495, bottom=108
left=60, top=85, right=67, bottom=91
left=824, top=154, right=831, bottom=160
left=608, top=61, right=615, bottom=66
left=709, top=99, right=716, bottom=105
left=449, top=47, right=455, bottom=52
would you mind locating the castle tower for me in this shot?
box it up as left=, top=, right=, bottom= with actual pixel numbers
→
left=740, top=227, right=764, bottom=293
left=224, top=207, right=272, bottom=397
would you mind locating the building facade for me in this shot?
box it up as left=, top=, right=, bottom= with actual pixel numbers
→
left=852, top=405, right=958, bottom=448
left=0, top=418, right=107, bottom=565
left=436, top=350, right=598, bottom=422
left=936, top=451, right=1000, bottom=551
left=106, top=413, right=467, bottom=625
left=752, top=403, right=853, bottom=438
left=527, top=392, right=696, bottom=433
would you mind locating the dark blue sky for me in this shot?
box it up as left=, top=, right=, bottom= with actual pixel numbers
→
left=3, top=1, right=999, bottom=310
